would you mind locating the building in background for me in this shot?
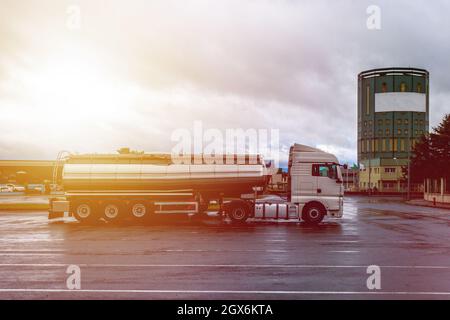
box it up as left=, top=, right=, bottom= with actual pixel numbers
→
left=357, top=67, right=429, bottom=193
left=267, top=168, right=288, bottom=192
left=342, top=165, right=359, bottom=192
left=0, top=160, right=55, bottom=184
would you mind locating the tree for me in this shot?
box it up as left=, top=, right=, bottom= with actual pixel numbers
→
left=405, top=114, right=450, bottom=183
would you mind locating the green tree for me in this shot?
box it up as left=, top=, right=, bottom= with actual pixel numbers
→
left=405, top=114, right=450, bottom=182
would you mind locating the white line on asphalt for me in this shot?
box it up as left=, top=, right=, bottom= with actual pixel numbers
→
left=0, top=239, right=65, bottom=242
left=0, top=250, right=65, bottom=252
left=317, top=240, right=360, bottom=243
left=0, top=288, right=449, bottom=296
left=328, top=250, right=360, bottom=253
left=0, top=263, right=449, bottom=269
left=0, top=253, right=61, bottom=256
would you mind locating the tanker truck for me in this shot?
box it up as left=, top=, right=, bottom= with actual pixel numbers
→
left=48, top=144, right=344, bottom=225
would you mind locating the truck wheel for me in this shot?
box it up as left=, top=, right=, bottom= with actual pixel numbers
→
left=72, top=201, right=97, bottom=223
left=129, top=201, right=152, bottom=221
left=227, top=202, right=249, bottom=224
left=302, top=203, right=325, bottom=225
left=101, top=202, right=123, bottom=222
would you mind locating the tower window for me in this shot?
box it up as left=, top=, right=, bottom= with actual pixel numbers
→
left=400, top=82, right=407, bottom=92
left=417, top=83, right=422, bottom=93
left=366, top=86, right=370, bottom=115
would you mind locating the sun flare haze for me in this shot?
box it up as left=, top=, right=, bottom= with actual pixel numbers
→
left=1, top=0, right=450, bottom=165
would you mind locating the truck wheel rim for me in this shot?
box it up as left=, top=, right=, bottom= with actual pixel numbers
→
left=77, top=204, right=91, bottom=219
left=309, top=208, right=320, bottom=219
left=105, top=205, right=119, bottom=219
left=132, top=204, right=146, bottom=218
left=233, top=208, right=245, bottom=219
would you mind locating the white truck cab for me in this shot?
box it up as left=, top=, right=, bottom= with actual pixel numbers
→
left=287, top=144, right=344, bottom=224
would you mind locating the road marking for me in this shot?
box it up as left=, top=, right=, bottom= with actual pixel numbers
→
left=0, top=239, right=65, bottom=242
left=317, top=240, right=360, bottom=243
left=0, top=263, right=449, bottom=269
left=0, top=249, right=290, bottom=255
left=329, top=250, right=360, bottom=253
left=0, top=288, right=449, bottom=296
left=0, top=253, right=62, bottom=256
left=0, top=250, right=65, bottom=252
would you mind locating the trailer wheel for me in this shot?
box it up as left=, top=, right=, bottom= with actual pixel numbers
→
left=302, top=203, right=325, bottom=225
left=129, top=201, right=152, bottom=221
left=101, top=202, right=123, bottom=222
left=227, top=202, right=249, bottom=224
left=72, top=201, right=97, bottom=223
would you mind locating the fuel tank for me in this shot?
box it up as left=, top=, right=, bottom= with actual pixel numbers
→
left=61, top=153, right=268, bottom=197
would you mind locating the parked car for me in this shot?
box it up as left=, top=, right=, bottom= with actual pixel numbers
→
left=6, top=184, right=26, bottom=192
left=26, top=184, right=45, bottom=194
left=0, top=185, right=13, bottom=193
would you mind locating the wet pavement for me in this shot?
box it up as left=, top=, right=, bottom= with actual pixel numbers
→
left=0, top=196, right=449, bottom=300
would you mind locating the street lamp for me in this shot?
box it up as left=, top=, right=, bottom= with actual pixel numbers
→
left=393, top=157, right=400, bottom=194
left=407, top=123, right=413, bottom=201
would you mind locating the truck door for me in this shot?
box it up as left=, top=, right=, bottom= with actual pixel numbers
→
left=312, top=163, right=339, bottom=196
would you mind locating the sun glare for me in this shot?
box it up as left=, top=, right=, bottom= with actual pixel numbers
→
left=21, top=46, right=134, bottom=129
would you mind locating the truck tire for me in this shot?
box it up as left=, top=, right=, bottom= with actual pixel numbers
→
left=302, top=203, right=325, bottom=225
left=129, top=201, right=152, bottom=221
left=72, top=201, right=97, bottom=223
left=227, top=202, right=250, bottom=224
left=101, top=201, right=123, bottom=222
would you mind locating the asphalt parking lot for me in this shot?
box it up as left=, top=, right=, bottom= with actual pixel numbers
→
left=0, top=196, right=449, bottom=300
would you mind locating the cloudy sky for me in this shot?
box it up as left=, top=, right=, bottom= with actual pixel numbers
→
left=0, top=0, right=449, bottom=165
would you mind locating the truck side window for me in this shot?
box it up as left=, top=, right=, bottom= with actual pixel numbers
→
left=313, top=164, right=338, bottom=179
left=319, top=165, right=329, bottom=177
left=312, top=164, right=329, bottom=177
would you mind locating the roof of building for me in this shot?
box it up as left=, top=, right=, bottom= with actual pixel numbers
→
left=358, top=67, right=429, bottom=79
left=0, top=160, right=56, bottom=167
